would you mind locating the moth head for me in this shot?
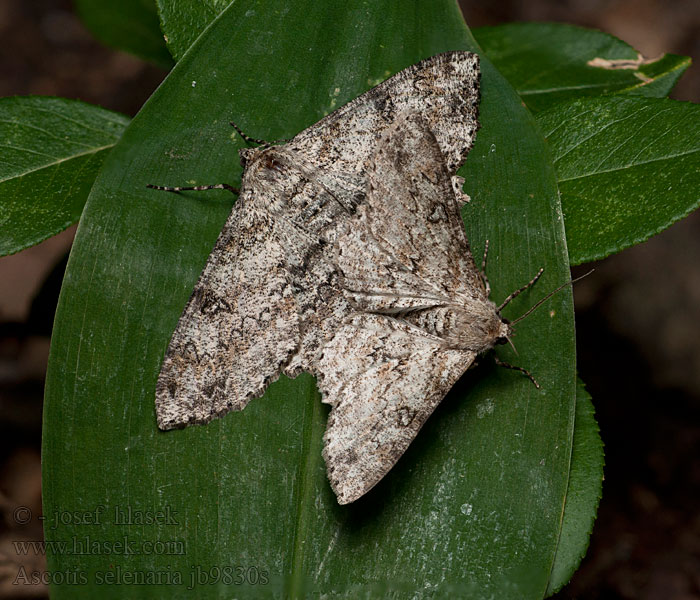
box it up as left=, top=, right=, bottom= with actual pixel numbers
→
left=239, top=147, right=288, bottom=181
left=494, top=316, right=513, bottom=347
left=238, top=147, right=260, bottom=168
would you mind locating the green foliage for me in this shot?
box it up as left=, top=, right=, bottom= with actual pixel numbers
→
left=74, top=0, right=174, bottom=68
left=157, top=0, right=232, bottom=61
left=43, top=1, right=578, bottom=598
left=474, top=22, right=690, bottom=113
left=546, top=380, right=604, bottom=596
left=537, top=96, right=700, bottom=264
left=0, top=97, right=128, bottom=256
left=473, top=23, right=698, bottom=264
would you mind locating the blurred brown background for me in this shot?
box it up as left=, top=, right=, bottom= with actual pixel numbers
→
left=0, top=0, right=698, bottom=598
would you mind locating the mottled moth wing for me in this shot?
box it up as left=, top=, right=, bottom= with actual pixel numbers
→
left=317, top=315, right=474, bottom=504
left=156, top=193, right=299, bottom=430
left=337, top=112, right=486, bottom=313
left=285, top=51, right=480, bottom=221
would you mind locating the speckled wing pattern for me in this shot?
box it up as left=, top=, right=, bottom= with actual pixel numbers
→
left=317, top=114, right=479, bottom=504
left=155, top=52, right=484, bottom=502
left=318, top=315, right=473, bottom=505
left=336, top=111, right=486, bottom=314
left=155, top=191, right=299, bottom=430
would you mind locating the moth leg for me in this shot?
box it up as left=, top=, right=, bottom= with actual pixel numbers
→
left=229, top=121, right=290, bottom=148
left=497, top=267, right=544, bottom=312
left=146, top=183, right=240, bottom=195
left=480, top=239, right=491, bottom=296
left=493, top=356, right=540, bottom=389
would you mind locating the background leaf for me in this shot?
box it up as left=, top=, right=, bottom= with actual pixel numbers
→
left=74, top=0, right=174, bottom=68
left=156, top=0, right=232, bottom=61
left=474, top=23, right=690, bottom=113
left=536, top=96, right=700, bottom=264
left=43, top=1, right=579, bottom=597
left=0, top=97, right=128, bottom=256
left=546, top=380, right=604, bottom=596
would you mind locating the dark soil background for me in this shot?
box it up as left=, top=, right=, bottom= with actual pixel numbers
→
left=0, top=1, right=698, bottom=598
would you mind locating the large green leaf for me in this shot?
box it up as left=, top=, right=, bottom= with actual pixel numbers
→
left=157, top=0, right=231, bottom=61
left=537, top=96, right=700, bottom=264
left=43, top=1, right=579, bottom=597
left=546, top=380, right=603, bottom=596
left=74, top=0, right=174, bottom=68
left=474, top=23, right=690, bottom=114
left=0, top=97, right=128, bottom=256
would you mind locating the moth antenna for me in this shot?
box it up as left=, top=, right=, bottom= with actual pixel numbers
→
left=229, top=121, right=269, bottom=147
left=146, top=183, right=240, bottom=195
left=229, top=121, right=291, bottom=148
left=497, top=267, right=545, bottom=312
left=494, top=356, right=540, bottom=389
left=509, top=269, right=594, bottom=326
